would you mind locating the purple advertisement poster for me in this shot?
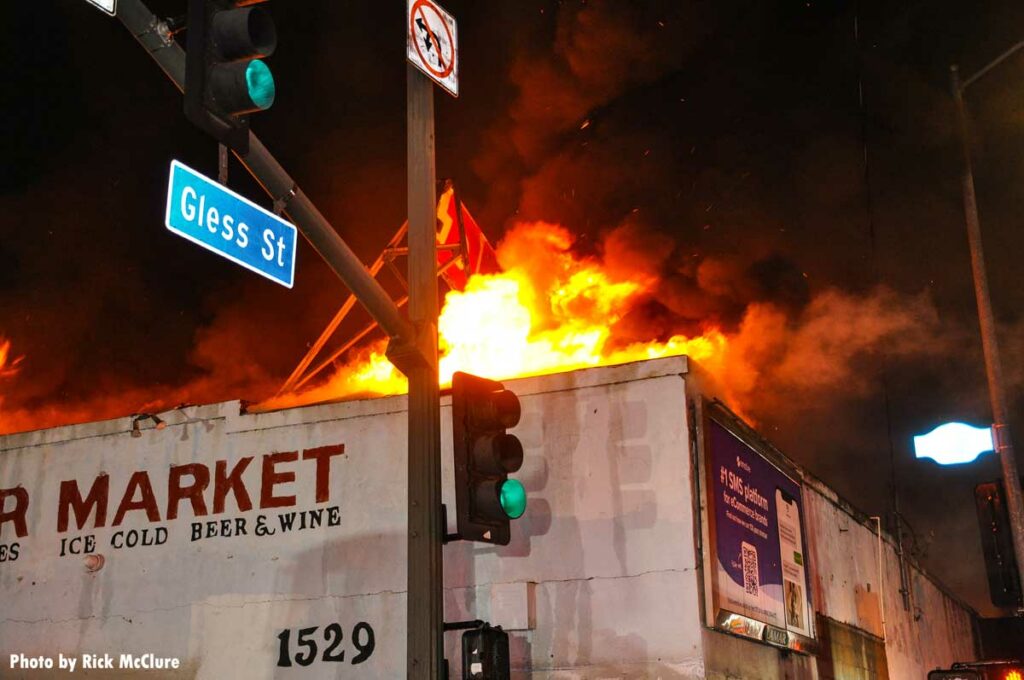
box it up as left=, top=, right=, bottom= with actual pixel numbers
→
left=706, top=417, right=812, bottom=639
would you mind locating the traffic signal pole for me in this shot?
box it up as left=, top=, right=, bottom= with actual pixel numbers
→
left=951, top=57, right=1024, bottom=609
left=404, top=64, right=443, bottom=679
left=115, top=0, right=415, bottom=348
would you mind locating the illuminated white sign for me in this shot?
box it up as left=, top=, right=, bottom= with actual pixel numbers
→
left=913, top=422, right=994, bottom=466
left=406, top=0, right=458, bottom=97
left=85, top=0, right=116, bottom=16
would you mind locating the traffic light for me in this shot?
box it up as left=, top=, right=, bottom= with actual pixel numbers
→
left=452, top=372, right=526, bottom=545
left=184, top=0, right=277, bottom=154
left=462, top=625, right=510, bottom=680
left=927, top=669, right=981, bottom=680
left=974, top=481, right=1022, bottom=608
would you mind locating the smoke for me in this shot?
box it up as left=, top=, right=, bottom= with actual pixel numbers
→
left=473, top=0, right=710, bottom=231
left=585, top=219, right=955, bottom=423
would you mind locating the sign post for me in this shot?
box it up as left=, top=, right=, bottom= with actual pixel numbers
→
left=403, top=1, right=457, bottom=677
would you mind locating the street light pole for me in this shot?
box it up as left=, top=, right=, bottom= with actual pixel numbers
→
left=951, top=57, right=1024, bottom=608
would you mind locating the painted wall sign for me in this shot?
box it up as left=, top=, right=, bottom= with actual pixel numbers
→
left=0, top=399, right=411, bottom=678
left=700, top=404, right=815, bottom=649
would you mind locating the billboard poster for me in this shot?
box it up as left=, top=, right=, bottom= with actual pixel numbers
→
left=701, top=406, right=814, bottom=649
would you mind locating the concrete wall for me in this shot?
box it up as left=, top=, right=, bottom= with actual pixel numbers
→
left=441, top=360, right=706, bottom=677
left=0, top=358, right=707, bottom=679
left=801, top=480, right=976, bottom=679
left=0, top=356, right=977, bottom=678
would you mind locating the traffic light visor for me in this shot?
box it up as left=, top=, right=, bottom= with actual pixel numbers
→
left=212, top=6, right=277, bottom=60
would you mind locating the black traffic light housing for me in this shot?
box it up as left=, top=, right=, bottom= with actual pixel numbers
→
left=185, top=0, right=277, bottom=154
left=462, top=625, right=510, bottom=680
left=974, top=481, right=1023, bottom=608
left=452, top=372, right=526, bottom=545
left=927, top=668, right=982, bottom=680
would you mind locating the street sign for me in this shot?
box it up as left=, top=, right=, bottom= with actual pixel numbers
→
left=406, top=0, right=458, bottom=97
left=85, top=0, right=116, bottom=16
left=164, top=160, right=297, bottom=288
left=913, top=421, right=994, bottom=465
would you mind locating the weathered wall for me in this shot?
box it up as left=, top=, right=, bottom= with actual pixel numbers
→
left=0, top=358, right=707, bottom=679
left=0, top=396, right=411, bottom=679
left=0, top=356, right=977, bottom=678
left=700, top=443, right=977, bottom=680
left=801, top=478, right=977, bottom=679
left=441, top=361, right=706, bottom=677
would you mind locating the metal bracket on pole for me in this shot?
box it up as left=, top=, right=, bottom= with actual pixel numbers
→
left=993, top=423, right=1012, bottom=452
left=273, top=183, right=298, bottom=218
left=218, top=143, right=229, bottom=185
left=441, top=504, right=461, bottom=544
left=384, top=320, right=436, bottom=377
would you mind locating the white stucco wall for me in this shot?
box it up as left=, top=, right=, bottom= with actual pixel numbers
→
left=802, top=480, right=976, bottom=679
left=0, top=356, right=977, bottom=678
left=0, top=357, right=707, bottom=679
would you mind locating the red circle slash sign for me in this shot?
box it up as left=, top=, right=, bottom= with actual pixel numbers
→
left=410, top=0, right=455, bottom=79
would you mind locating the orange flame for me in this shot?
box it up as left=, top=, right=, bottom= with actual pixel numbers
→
left=259, top=222, right=730, bottom=410
left=0, top=337, right=23, bottom=380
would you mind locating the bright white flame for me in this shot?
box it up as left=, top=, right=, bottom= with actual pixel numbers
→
left=913, top=422, right=994, bottom=466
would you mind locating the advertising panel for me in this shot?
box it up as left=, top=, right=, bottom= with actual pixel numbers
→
left=700, top=402, right=814, bottom=650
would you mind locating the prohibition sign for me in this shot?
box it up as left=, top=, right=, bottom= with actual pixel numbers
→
left=409, top=0, right=457, bottom=87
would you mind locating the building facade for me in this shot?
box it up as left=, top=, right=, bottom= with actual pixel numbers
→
left=0, top=357, right=977, bottom=678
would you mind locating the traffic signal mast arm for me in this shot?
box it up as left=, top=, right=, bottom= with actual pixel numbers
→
left=115, top=0, right=421, bottom=368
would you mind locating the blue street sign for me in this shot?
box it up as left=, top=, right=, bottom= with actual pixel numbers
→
left=164, top=160, right=297, bottom=288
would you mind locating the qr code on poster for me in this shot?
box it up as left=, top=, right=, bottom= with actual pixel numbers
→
left=741, top=541, right=759, bottom=596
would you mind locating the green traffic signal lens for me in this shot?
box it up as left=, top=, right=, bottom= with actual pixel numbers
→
left=499, top=479, right=527, bottom=519
left=246, top=59, right=275, bottom=110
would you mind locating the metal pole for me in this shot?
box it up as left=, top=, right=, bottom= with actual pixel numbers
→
left=951, top=64, right=1024, bottom=605
left=406, top=64, right=443, bottom=678
left=277, top=222, right=408, bottom=395
left=116, top=0, right=415, bottom=350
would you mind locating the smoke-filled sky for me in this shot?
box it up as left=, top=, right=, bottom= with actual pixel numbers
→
left=4, top=0, right=1024, bottom=615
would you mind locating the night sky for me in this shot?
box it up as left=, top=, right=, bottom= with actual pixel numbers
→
left=5, top=0, right=1024, bottom=616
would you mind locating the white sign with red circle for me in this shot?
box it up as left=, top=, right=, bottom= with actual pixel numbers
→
left=407, top=0, right=458, bottom=97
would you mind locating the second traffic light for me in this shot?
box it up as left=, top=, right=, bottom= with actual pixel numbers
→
left=185, top=0, right=277, bottom=154
left=452, top=372, right=526, bottom=545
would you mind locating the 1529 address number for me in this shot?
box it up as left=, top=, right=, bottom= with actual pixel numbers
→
left=276, top=622, right=375, bottom=667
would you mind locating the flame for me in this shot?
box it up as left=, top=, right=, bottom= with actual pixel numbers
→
left=0, top=338, right=23, bottom=380
left=0, top=336, right=26, bottom=433
left=260, top=222, right=730, bottom=410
